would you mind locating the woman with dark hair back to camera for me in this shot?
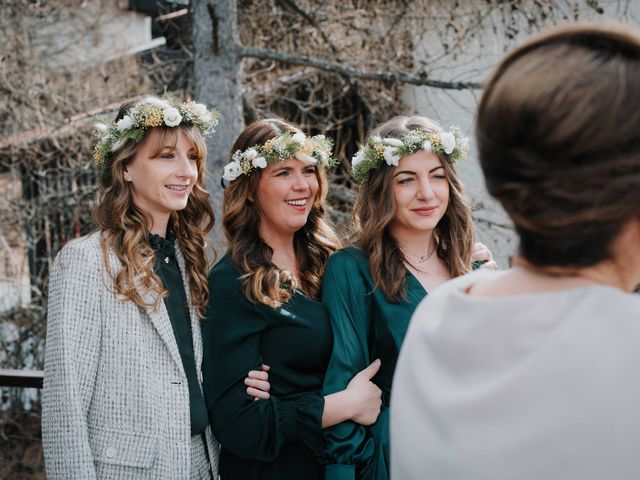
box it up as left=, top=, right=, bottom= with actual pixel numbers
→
left=321, top=116, right=495, bottom=480
left=42, top=96, right=222, bottom=479
left=393, top=23, right=640, bottom=480
left=202, top=118, right=383, bottom=480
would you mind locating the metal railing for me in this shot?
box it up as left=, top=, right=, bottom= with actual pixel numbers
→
left=0, top=369, right=45, bottom=479
left=0, top=370, right=43, bottom=389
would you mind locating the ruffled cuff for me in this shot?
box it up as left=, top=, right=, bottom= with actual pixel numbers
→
left=325, top=464, right=355, bottom=480
left=280, top=391, right=325, bottom=453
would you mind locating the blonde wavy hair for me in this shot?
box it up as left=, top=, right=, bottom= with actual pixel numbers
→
left=353, top=116, right=474, bottom=302
left=223, top=119, right=341, bottom=308
left=94, top=100, right=215, bottom=317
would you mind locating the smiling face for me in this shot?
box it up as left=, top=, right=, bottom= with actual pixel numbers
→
left=254, top=157, right=319, bottom=240
left=123, top=128, right=200, bottom=234
left=390, top=149, right=450, bottom=237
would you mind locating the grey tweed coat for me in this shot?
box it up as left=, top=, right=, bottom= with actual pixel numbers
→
left=42, top=231, right=220, bottom=479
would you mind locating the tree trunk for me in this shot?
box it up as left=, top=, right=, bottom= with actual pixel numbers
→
left=191, top=0, right=244, bottom=252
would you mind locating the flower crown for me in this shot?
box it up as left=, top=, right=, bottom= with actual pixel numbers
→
left=351, top=127, right=469, bottom=183
left=93, top=95, right=220, bottom=171
left=223, top=131, right=335, bottom=182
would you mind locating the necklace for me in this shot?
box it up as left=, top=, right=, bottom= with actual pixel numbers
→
left=400, top=244, right=435, bottom=265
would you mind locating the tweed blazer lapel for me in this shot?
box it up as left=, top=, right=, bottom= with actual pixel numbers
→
left=103, top=242, right=184, bottom=373
left=141, top=289, right=185, bottom=375
left=175, top=246, right=204, bottom=384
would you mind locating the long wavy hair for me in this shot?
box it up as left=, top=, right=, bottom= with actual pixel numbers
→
left=223, top=118, right=341, bottom=308
left=94, top=99, right=215, bottom=317
left=353, top=116, right=474, bottom=302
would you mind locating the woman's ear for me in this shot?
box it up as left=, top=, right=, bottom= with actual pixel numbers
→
left=123, top=165, right=132, bottom=183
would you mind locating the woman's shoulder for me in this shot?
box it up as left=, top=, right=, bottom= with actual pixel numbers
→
left=209, top=253, right=241, bottom=279
left=54, top=231, right=103, bottom=270
left=323, top=246, right=372, bottom=291
left=208, top=253, right=246, bottom=297
left=326, top=246, right=369, bottom=270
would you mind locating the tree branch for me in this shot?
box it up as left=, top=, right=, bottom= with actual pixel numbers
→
left=238, top=46, right=482, bottom=90
left=275, top=0, right=338, bottom=53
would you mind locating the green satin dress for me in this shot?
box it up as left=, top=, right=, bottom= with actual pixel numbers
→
left=321, top=247, right=427, bottom=480
left=202, top=254, right=333, bottom=479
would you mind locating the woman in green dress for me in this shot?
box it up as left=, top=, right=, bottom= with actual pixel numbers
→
left=321, top=116, right=495, bottom=480
left=202, top=119, right=383, bottom=480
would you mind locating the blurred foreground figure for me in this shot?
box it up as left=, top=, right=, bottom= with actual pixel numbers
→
left=392, top=23, right=640, bottom=480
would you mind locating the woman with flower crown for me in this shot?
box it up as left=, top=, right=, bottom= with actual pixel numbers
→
left=202, top=118, right=384, bottom=480
left=321, top=116, right=495, bottom=480
left=42, top=95, right=232, bottom=479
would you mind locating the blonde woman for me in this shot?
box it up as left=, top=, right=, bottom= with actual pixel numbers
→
left=321, top=116, right=494, bottom=480
left=202, top=119, right=383, bottom=480
left=42, top=96, right=223, bottom=479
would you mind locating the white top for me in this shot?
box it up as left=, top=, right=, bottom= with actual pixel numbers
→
left=391, top=269, right=640, bottom=480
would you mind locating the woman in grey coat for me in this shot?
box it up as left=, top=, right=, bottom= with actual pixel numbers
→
left=42, top=95, right=230, bottom=479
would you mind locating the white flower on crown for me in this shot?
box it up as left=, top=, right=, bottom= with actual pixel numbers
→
left=372, top=135, right=382, bottom=143
left=116, top=115, right=133, bottom=132
left=422, top=140, right=432, bottom=152
left=440, top=131, right=456, bottom=155
left=295, top=152, right=317, bottom=164
left=193, top=103, right=208, bottom=117
left=383, top=146, right=400, bottom=166
left=223, top=161, right=242, bottom=181
left=95, top=123, right=108, bottom=134
left=351, top=150, right=365, bottom=168
left=292, top=132, right=306, bottom=144
left=252, top=156, right=267, bottom=169
left=163, top=107, right=182, bottom=127
left=244, top=148, right=258, bottom=161
left=382, top=137, right=403, bottom=148
left=110, top=137, right=127, bottom=153
left=316, top=134, right=326, bottom=141
left=317, top=149, right=328, bottom=162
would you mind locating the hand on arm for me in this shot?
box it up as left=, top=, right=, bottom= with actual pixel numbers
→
left=322, top=359, right=382, bottom=428
left=472, top=241, right=498, bottom=270
left=245, top=364, right=271, bottom=400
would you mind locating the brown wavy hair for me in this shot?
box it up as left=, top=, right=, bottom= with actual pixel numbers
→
left=477, top=23, right=640, bottom=268
left=223, top=118, right=341, bottom=308
left=353, top=116, right=474, bottom=302
left=94, top=99, right=215, bottom=316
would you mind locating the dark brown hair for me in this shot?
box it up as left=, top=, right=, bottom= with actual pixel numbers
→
left=353, top=116, right=474, bottom=302
left=95, top=99, right=215, bottom=317
left=223, top=118, right=341, bottom=307
left=477, top=23, right=640, bottom=267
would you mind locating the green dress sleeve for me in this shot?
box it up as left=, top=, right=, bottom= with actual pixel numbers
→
left=202, top=261, right=325, bottom=462
left=321, top=250, right=380, bottom=480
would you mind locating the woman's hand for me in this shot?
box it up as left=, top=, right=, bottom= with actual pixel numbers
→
left=472, top=242, right=498, bottom=270
left=345, top=359, right=382, bottom=426
left=245, top=364, right=271, bottom=400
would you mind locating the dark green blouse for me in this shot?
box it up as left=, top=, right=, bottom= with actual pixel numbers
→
left=321, top=247, right=427, bottom=480
left=149, top=233, right=209, bottom=436
left=202, top=254, right=332, bottom=480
